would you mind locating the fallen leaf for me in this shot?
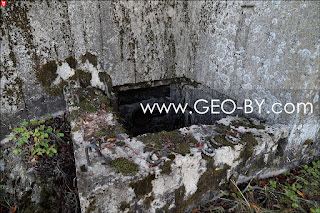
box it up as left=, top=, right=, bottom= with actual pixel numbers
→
left=259, top=180, right=266, bottom=186
left=12, top=205, right=17, bottom=213
left=250, top=203, right=260, bottom=211
left=107, top=138, right=116, bottom=142
left=297, top=190, right=305, bottom=198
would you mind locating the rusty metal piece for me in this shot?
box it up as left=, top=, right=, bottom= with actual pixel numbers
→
left=85, top=140, right=110, bottom=166
left=147, top=150, right=163, bottom=166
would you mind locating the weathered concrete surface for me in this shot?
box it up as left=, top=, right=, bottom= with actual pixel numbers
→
left=63, top=85, right=319, bottom=213
left=1, top=1, right=319, bottom=149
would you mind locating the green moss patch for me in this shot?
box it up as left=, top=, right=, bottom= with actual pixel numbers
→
left=167, top=154, right=176, bottom=160
left=75, top=87, right=111, bottom=113
left=303, top=139, right=313, bottom=146
left=98, top=72, right=113, bottom=92
left=36, top=60, right=66, bottom=96
left=144, top=194, right=155, bottom=209
left=215, top=124, right=237, bottom=137
left=231, top=119, right=265, bottom=130
left=72, top=69, right=92, bottom=88
left=248, top=155, right=265, bottom=173
left=139, top=130, right=196, bottom=153
left=173, top=185, right=186, bottom=211
left=214, top=135, right=234, bottom=147
left=81, top=52, right=98, bottom=67
left=37, top=60, right=57, bottom=87
left=65, top=56, right=77, bottom=69
left=78, top=100, right=96, bottom=112
left=236, top=133, right=259, bottom=172
left=174, top=143, right=190, bottom=156
left=94, top=125, right=117, bottom=139
left=129, top=174, right=155, bottom=199
left=110, top=158, right=139, bottom=175
left=160, top=160, right=173, bottom=175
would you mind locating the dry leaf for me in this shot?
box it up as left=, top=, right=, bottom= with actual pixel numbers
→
left=297, top=190, right=305, bottom=198
left=250, top=203, right=260, bottom=211
left=107, top=138, right=116, bottom=142
left=12, top=205, right=17, bottom=213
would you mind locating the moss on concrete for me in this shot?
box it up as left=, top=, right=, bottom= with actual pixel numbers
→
left=303, top=139, right=313, bottom=146
left=160, top=160, right=173, bottom=175
left=94, top=125, right=117, bottom=139
left=72, top=69, right=92, bottom=88
left=139, top=130, right=182, bottom=144
left=81, top=52, right=98, bottom=67
left=174, top=143, right=190, bottom=156
left=237, top=133, right=259, bottom=172
left=65, top=56, right=77, bottom=69
left=37, top=60, right=58, bottom=87
left=248, top=155, right=265, bottom=173
left=119, top=201, right=130, bottom=211
left=110, top=158, right=139, bottom=175
left=231, top=119, right=265, bottom=130
left=214, top=135, right=234, bottom=147
left=173, top=185, right=185, bottom=212
left=129, top=174, right=155, bottom=199
left=215, top=124, right=237, bottom=137
left=98, top=72, right=113, bottom=93
left=167, top=154, right=176, bottom=160
left=170, top=158, right=230, bottom=212
left=67, top=110, right=79, bottom=122
left=144, top=194, right=155, bottom=209
left=78, top=100, right=96, bottom=112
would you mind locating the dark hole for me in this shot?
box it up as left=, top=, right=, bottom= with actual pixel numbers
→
left=116, top=84, right=186, bottom=136
left=114, top=78, right=242, bottom=136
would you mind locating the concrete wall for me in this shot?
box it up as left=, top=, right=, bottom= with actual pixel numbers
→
left=1, top=0, right=319, bottom=156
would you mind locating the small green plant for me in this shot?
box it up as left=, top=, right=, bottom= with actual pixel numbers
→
left=8, top=118, right=62, bottom=157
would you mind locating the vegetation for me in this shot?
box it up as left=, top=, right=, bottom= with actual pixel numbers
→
left=197, top=160, right=320, bottom=213
left=7, top=117, right=63, bottom=158
left=110, top=158, right=139, bottom=175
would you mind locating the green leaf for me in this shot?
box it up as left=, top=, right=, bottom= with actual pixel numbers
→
left=292, top=203, right=299, bottom=208
left=57, top=133, right=64, bottom=138
left=13, top=149, right=21, bottom=155
left=38, top=119, right=45, bottom=124
left=47, top=116, right=53, bottom=120
left=30, top=121, right=38, bottom=125
left=22, top=120, right=29, bottom=127
left=45, top=127, right=53, bottom=133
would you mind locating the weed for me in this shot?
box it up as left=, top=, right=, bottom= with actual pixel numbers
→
left=7, top=118, right=62, bottom=158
